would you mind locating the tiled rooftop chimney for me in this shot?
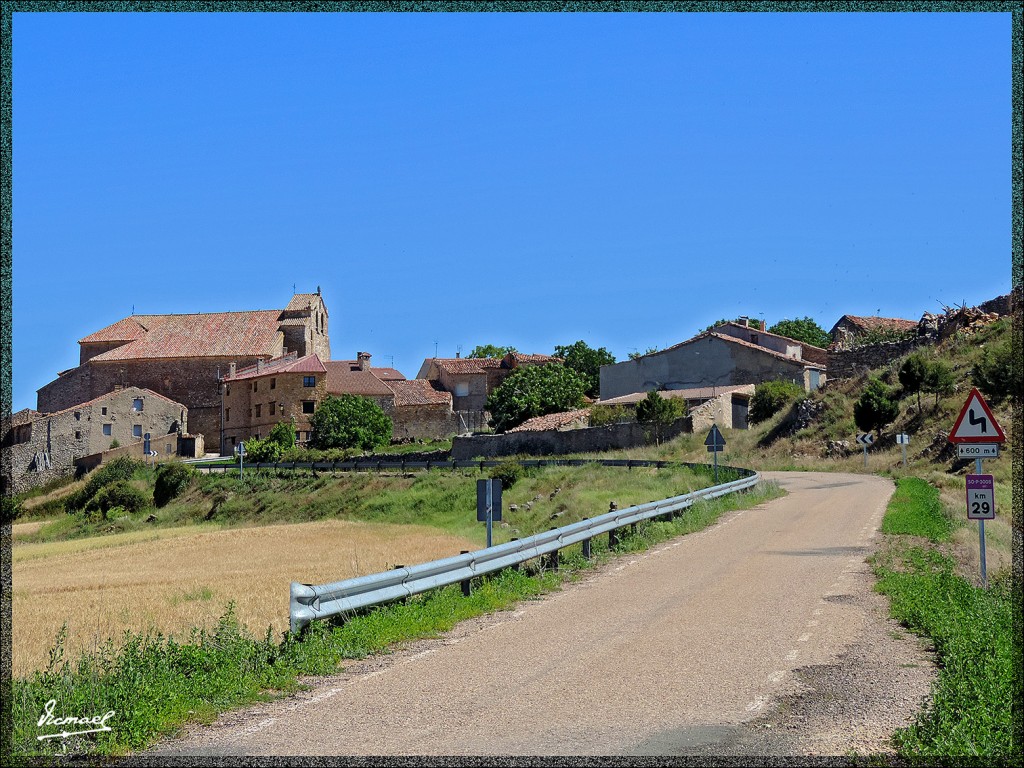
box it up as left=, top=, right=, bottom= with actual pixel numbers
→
left=357, top=352, right=371, bottom=371
left=229, top=362, right=236, bottom=378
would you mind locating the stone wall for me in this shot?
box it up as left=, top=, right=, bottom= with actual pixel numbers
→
left=825, top=336, right=931, bottom=380
left=390, top=403, right=462, bottom=441
left=451, top=418, right=691, bottom=460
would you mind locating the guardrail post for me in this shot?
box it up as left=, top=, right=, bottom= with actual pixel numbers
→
left=545, top=528, right=559, bottom=571
left=609, top=528, right=619, bottom=549
left=582, top=518, right=591, bottom=560
left=460, top=551, right=471, bottom=596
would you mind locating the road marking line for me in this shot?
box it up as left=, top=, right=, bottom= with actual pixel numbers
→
left=806, top=620, right=819, bottom=627
left=786, top=650, right=799, bottom=660
left=813, top=608, right=823, bottom=616
left=767, top=671, right=785, bottom=684
left=798, top=633, right=812, bottom=642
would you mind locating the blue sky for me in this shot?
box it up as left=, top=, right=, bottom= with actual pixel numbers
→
left=11, top=10, right=1012, bottom=413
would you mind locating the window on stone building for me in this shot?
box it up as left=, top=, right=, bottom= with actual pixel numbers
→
left=253, top=381, right=258, bottom=392
left=133, top=398, right=144, bottom=412
left=302, top=401, right=315, bottom=414
left=303, top=376, right=316, bottom=387
left=101, top=407, right=107, bottom=416
left=75, top=431, right=81, bottom=440
left=271, top=378, right=276, bottom=390
left=270, top=402, right=276, bottom=416
left=74, top=411, right=81, bottom=420
left=226, top=385, right=230, bottom=396
left=103, top=424, right=112, bottom=436
left=255, top=404, right=262, bottom=418
left=225, top=408, right=230, bottom=422
left=454, top=382, right=470, bottom=397
left=133, top=425, right=142, bottom=438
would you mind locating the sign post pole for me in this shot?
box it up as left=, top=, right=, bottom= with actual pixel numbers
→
left=976, top=457, right=987, bottom=589
left=486, top=479, right=493, bottom=549
left=477, top=479, right=502, bottom=549
left=704, top=425, right=725, bottom=483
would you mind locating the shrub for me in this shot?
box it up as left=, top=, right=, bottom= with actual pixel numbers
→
left=768, top=317, right=831, bottom=349
left=488, top=459, right=523, bottom=490
left=854, top=377, right=899, bottom=437
left=86, top=480, right=148, bottom=518
left=242, top=436, right=284, bottom=463
left=922, top=359, right=955, bottom=409
left=66, top=457, right=142, bottom=512
left=588, top=404, right=632, bottom=426
left=749, top=380, right=805, bottom=424
left=310, top=395, right=392, bottom=451
left=153, top=463, right=196, bottom=507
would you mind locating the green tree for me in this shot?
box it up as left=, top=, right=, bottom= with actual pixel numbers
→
left=768, top=317, right=831, bottom=349
left=486, top=363, right=588, bottom=433
left=628, top=347, right=660, bottom=361
left=973, top=341, right=1017, bottom=403
left=468, top=344, right=517, bottom=359
left=553, top=340, right=616, bottom=398
left=898, top=352, right=929, bottom=412
left=922, top=359, right=955, bottom=409
left=854, top=378, right=900, bottom=438
left=749, top=380, right=805, bottom=424
left=242, top=436, right=283, bottom=463
left=635, top=391, right=687, bottom=444
left=310, top=395, right=393, bottom=450
left=267, top=421, right=296, bottom=450
left=703, top=315, right=762, bottom=333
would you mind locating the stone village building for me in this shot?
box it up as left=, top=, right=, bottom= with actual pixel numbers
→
left=415, top=352, right=563, bottom=413
left=36, top=292, right=331, bottom=443
left=220, top=352, right=460, bottom=453
left=5, top=387, right=187, bottom=494
left=828, top=315, right=919, bottom=349
left=599, top=321, right=828, bottom=402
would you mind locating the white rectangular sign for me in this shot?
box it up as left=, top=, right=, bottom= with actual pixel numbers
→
left=896, top=434, right=909, bottom=445
left=957, top=444, right=999, bottom=459
left=966, top=475, right=995, bottom=520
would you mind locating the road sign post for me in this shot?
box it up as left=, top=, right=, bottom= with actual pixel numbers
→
left=704, top=424, right=726, bottom=483
left=948, top=389, right=1004, bottom=589
left=477, top=478, right=502, bottom=549
left=238, top=441, right=245, bottom=480
left=895, top=433, right=909, bottom=468
left=856, top=433, right=875, bottom=468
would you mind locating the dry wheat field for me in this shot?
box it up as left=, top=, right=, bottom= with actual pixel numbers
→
left=12, top=520, right=478, bottom=677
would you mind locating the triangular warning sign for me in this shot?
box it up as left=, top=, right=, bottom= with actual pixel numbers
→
left=948, top=388, right=1005, bottom=443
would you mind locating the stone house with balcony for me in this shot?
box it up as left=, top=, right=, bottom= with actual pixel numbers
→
left=599, top=321, right=827, bottom=401
left=5, top=387, right=187, bottom=493
left=37, top=291, right=330, bottom=443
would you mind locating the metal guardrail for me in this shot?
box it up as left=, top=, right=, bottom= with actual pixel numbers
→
left=289, top=468, right=759, bottom=633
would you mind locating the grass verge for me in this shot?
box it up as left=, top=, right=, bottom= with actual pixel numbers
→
left=10, top=479, right=781, bottom=760
left=870, top=477, right=1016, bottom=758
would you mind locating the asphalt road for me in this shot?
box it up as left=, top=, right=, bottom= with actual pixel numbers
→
left=148, top=471, right=903, bottom=757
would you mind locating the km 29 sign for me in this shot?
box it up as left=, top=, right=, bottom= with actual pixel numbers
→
left=966, top=475, right=995, bottom=520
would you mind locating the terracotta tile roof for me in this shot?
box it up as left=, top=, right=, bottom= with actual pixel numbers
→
left=507, top=353, right=562, bottom=365
left=434, top=358, right=503, bottom=375
left=285, top=293, right=322, bottom=312
left=507, top=409, right=591, bottom=433
left=224, top=354, right=327, bottom=382
left=835, top=315, right=918, bottom=334
left=333, top=361, right=406, bottom=381
left=324, top=361, right=395, bottom=397
left=79, top=316, right=152, bottom=344
left=388, top=379, right=452, bottom=407
left=598, top=385, right=755, bottom=406
left=86, top=310, right=284, bottom=361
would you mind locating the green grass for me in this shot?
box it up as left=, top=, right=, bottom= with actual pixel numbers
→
left=871, top=477, right=1016, bottom=759
left=10, top=479, right=782, bottom=760
left=880, top=477, right=956, bottom=542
